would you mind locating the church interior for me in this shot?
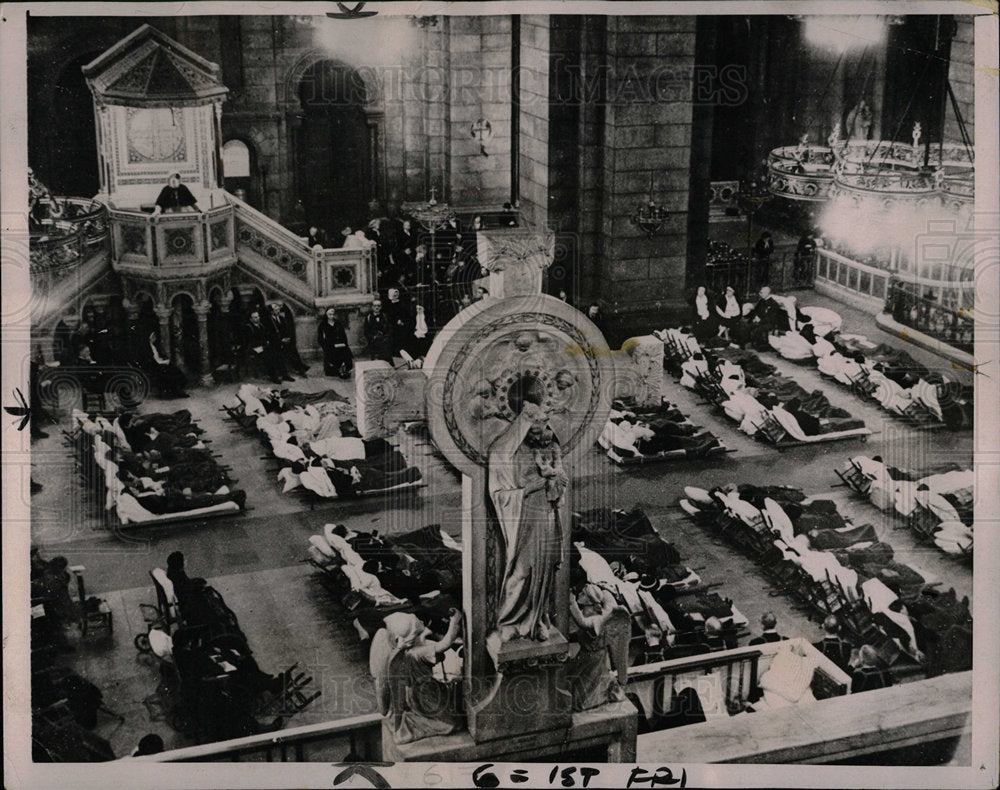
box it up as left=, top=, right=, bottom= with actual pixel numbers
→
left=16, top=8, right=991, bottom=773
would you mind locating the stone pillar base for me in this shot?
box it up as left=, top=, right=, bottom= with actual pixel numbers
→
left=381, top=700, right=637, bottom=763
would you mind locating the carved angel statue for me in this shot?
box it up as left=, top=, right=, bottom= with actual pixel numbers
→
left=370, top=609, right=464, bottom=744
left=567, top=565, right=629, bottom=711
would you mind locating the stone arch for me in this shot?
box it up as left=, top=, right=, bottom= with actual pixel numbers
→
left=287, top=54, right=384, bottom=231
left=284, top=50, right=382, bottom=114
left=221, top=135, right=261, bottom=207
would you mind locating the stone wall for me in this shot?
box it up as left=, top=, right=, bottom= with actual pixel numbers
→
left=944, top=16, right=974, bottom=146
left=448, top=16, right=513, bottom=206
left=595, top=17, right=697, bottom=329
left=518, top=16, right=551, bottom=228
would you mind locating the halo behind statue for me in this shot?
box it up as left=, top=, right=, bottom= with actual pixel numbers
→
left=424, top=295, right=614, bottom=476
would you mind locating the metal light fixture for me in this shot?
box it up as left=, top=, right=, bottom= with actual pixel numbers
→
left=402, top=187, right=456, bottom=232
left=630, top=201, right=678, bottom=237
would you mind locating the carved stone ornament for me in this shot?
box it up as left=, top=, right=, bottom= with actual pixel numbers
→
left=424, top=295, right=614, bottom=473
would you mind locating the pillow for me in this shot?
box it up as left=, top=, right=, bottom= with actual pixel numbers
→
left=759, top=646, right=817, bottom=704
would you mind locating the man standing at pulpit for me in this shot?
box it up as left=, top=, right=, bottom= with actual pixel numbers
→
left=153, top=173, right=200, bottom=215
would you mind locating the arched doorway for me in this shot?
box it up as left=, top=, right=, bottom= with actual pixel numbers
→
left=223, top=139, right=257, bottom=206
left=296, top=60, right=373, bottom=235
left=49, top=53, right=101, bottom=198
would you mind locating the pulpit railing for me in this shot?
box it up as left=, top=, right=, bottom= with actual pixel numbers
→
left=315, top=246, right=377, bottom=299
left=229, top=191, right=375, bottom=302
left=108, top=205, right=236, bottom=270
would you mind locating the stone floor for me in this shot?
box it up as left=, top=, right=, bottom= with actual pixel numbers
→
left=28, top=290, right=975, bottom=758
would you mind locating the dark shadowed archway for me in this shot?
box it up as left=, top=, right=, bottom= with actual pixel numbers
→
left=48, top=52, right=102, bottom=197
left=296, top=60, right=372, bottom=233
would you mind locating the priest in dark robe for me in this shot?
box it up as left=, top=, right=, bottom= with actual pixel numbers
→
left=153, top=174, right=200, bottom=215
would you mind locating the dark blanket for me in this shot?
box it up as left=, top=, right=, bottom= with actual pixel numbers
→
left=807, top=523, right=877, bottom=550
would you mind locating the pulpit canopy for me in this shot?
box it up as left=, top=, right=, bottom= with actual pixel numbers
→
left=83, top=24, right=228, bottom=108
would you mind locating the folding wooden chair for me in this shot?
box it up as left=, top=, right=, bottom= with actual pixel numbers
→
left=835, top=461, right=873, bottom=495
left=751, top=412, right=789, bottom=445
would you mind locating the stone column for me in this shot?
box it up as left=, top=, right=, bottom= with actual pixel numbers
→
left=154, top=306, right=173, bottom=361
left=194, top=301, right=213, bottom=386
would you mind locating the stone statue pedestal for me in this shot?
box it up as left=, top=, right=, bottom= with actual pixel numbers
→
left=381, top=700, right=638, bottom=763
left=470, top=632, right=573, bottom=743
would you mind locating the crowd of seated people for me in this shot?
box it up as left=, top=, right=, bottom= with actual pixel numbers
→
left=598, top=397, right=727, bottom=463
left=144, top=552, right=318, bottom=744
left=226, top=384, right=423, bottom=500
left=363, top=289, right=436, bottom=369
left=68, top=409, right=246, bottom=526
left=678, top=481, right=973, bottom=678
left=30, top=546, right=117, bottom=761
left=658, top=325, right=869, bottom=444
left=306, top=523, right=464, bottom=683
left=838, top=456, right=974, bottom=557
left=45, top=305, right=190, bottom=404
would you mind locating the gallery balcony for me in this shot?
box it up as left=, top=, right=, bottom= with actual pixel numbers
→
left=29, top=197, right=110, bottom=277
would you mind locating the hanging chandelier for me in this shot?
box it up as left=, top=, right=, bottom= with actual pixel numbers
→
left=819, top=122, right=975, bottom=252
left=402, top=187, right=456, bottom=232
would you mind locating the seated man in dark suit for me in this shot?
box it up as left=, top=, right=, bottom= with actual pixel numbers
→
left=245, top=309, right=289, bottom=384
left=813, top=615, right=854, bottom=672
left=850, top=644, right=894, bottom=693
left=703, top=617, right=731, bottom=652
left=748, top=611, right=787, bottom=645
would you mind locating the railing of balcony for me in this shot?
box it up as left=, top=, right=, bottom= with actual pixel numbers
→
left=30, top=198, right=109, bottom=273
left=138, top=713, right=383, bottom=763
left=108, top=205, right=236, bottom=270
left=815, top=248, right=892, bottom=304
left=886, top=282, right=974, bottom=355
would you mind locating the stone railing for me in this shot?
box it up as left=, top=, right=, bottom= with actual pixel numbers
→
left=229, top=192, right=375, bottom=304
left=108, top=204, right=236, bottom=273
left=815, top=247, right=892, bottom=305
left=627, top=638, right=851, bottom=731
left=637, top=670, right=971, bottom=764
left=138, top=712, right=383, bottom=763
